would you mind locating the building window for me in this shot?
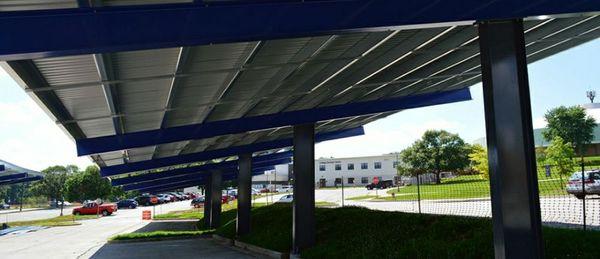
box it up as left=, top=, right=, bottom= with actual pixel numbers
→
left=319, top=164, right=325, bottom=171
left=348, top=178, right=354, bottom=184
left=393, top=161, right=399, bottom=168
left=361, top=162, right=368, bottom=169
left=347, top=163, right=354, bottom=170
left=335, top=164, right=341, bottom=171
left=374, top=162, right=382, bottom=169
left=334, top=178, right=342, bottom=184
left=361, top=177, right=368, bottom=184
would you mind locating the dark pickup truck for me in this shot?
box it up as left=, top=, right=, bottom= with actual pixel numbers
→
left=366, top=180, right=394, bottom=190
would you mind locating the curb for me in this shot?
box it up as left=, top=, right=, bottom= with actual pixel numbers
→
left=212, top=234, right=297, bottom=259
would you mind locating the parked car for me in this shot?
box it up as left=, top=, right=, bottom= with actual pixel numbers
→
left=276, top=185, right=293, bottom=193
left=135, top=195, right=159, bottom=206
left=169, top=192, right=184, bottom=201
left=116, top=199, right=138, bottom=209
left=191, top=196, right=205, bottom=208
left=225, top=189, right=238, bottom=198
left=366, top=180, right=394, bottom=190
left=156, top=194, right=171, bottom=204
left=49, top=200, right=72, bottom=208
left=566, top=170, right=600, bottom=199
left=0, top=203, right=10, bottom=210
left=276, top=194, right=293, bottom=203
left=72, top=202, right=117, bottom=216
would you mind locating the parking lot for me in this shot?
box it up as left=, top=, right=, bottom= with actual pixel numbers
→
left=0, top=200, right=192, bottom=258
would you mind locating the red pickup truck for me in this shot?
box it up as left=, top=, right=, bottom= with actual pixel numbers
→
left=72, top=202, right=117, bottom=216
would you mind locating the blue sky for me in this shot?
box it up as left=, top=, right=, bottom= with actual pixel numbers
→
left=1, top=39, right=599, bottom=170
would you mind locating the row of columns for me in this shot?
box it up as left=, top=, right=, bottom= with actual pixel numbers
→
left=201, top=123, right=316, bottom=253
left=202, top=19, right=543, bottom=258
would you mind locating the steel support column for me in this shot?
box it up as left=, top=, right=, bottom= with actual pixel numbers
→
left=237, top=153, right=252, bottom=236
left=478, top=19, right=544, bottom=259
left=209, top=170, right=222, bottom=228
left=203, top=178, right=212, bottom=228
left=292, top=123, right=316, bottom=253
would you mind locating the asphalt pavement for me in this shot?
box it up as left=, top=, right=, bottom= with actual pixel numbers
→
left=0, top=200, right=193, bottom=258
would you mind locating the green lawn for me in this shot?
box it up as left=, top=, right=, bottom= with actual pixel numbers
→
left=154, top=201, right=237, bottom=220
left=109, top=230, right=212, bottom=241
left=8, top=214, right=98, bottom=227
left=211, top=204, right=600, bottom=258
left=378, top=175, right=569, bottom=201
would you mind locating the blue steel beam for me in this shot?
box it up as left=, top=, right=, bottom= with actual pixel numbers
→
left=0, top=165, right=5, bottom=171
left=131, top=169, right=263, bottom=193
left=0, top=176, right=43, bottom=186
left=100, top=126, right=363, bottom=176
left=79, top=88, right=470, bottom=156
left=123, top=167, right=271, bottom=192
left=104, top=149, right=290, bottom=179
left=113, top=158, right=286, bottom=186
left=0, top=1, right=599, bottom=60
left=0, top=173, right=28, bottom=182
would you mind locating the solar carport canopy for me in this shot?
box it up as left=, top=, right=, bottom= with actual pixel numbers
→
left=0, top=159, right=43, bottom=185
left=2, top=0, right=600, bottom=178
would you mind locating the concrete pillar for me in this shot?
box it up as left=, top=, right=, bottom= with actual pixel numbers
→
left=209, top=170, right=222, bottom=228
left=237, top=153, right=252, bottom=236
left=292, top=123, right=315, bottom=253
left=478, top=19, right=544, bottom=259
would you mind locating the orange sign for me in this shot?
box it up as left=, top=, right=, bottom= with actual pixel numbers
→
left=142, top=210, right=152, bottom=220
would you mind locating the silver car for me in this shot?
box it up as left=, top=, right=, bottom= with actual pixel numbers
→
left=566, top=170, right=600, bottom=199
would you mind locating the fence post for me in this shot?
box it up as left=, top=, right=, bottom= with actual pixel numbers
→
left=581, top=156, right=586, bottom=231
left=417, top=173, right=421, bottom=214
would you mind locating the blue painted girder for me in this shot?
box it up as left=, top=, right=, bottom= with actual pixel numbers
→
left=0, top=164, right=5, bottom=171
left=112, top=158, right=285, bottom=187
left=0, top=176, right=43, bottom=186
left=1, top=1, right=599, bottom=60
left=130, top=169, right=263, bottom=193
left=122, top=166, right=275, bottom=192
left=79, top=88, right=471, bottom=156
left=0, top=173, right=28, bottom=182
left=100, top=126, right=362, bottom=176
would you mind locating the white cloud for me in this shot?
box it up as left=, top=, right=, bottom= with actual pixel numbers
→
left=0, top=97, right=92, bottom=171
left=532, top=117, right=547, bottom=129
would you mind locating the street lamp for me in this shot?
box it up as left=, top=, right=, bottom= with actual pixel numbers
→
left=586, top=90, right=596, bottom=103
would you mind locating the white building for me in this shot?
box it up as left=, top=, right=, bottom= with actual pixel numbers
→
left=315, top=154, right=399, bottom=187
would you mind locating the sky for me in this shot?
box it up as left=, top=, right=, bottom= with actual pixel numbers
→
left=1, top=39, right=599, bottom=171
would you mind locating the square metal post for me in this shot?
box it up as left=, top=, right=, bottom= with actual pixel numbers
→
left=292, top=123, right=316, bottom=253
left=210, top=170, right=222, bottom=228
left=237, top=153, right=252, bottom=236
left=203, top=177, right=212, bottom=228
left=478, top=19, right=544, bottom=259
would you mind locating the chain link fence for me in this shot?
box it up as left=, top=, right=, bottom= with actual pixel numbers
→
left=375, top=164, right=600, bottom=230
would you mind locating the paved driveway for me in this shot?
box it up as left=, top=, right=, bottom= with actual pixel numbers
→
left=0, top=201, right=193, bottom=258
left=90, top=238, right=255, bottom=259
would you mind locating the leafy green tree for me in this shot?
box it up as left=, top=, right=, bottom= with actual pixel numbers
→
left=400, top=130, right=470, bottom=184
left=65, top=166, right=112, bottom=202
left=469, top=144, right=489, bottom=180
left=543, top=106, right=596, bottom=157
left=545, top=136, right=576, bottom=178
left=31, top=165, right=69, bottom=215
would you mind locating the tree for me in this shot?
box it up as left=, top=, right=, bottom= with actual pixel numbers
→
left=545, top=136, right=576, bottom=178
left=65, top=166, right=112, bottom=202
left=31, top=165, right=69, bottom=215
left=400, top=130, right=471, bottom=184
left=543, top=106, right=596, bottom=156
left=469, top=144, right=489, bottom=180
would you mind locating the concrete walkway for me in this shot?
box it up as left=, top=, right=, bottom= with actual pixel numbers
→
left=90, top=238, right=255, bottom=259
